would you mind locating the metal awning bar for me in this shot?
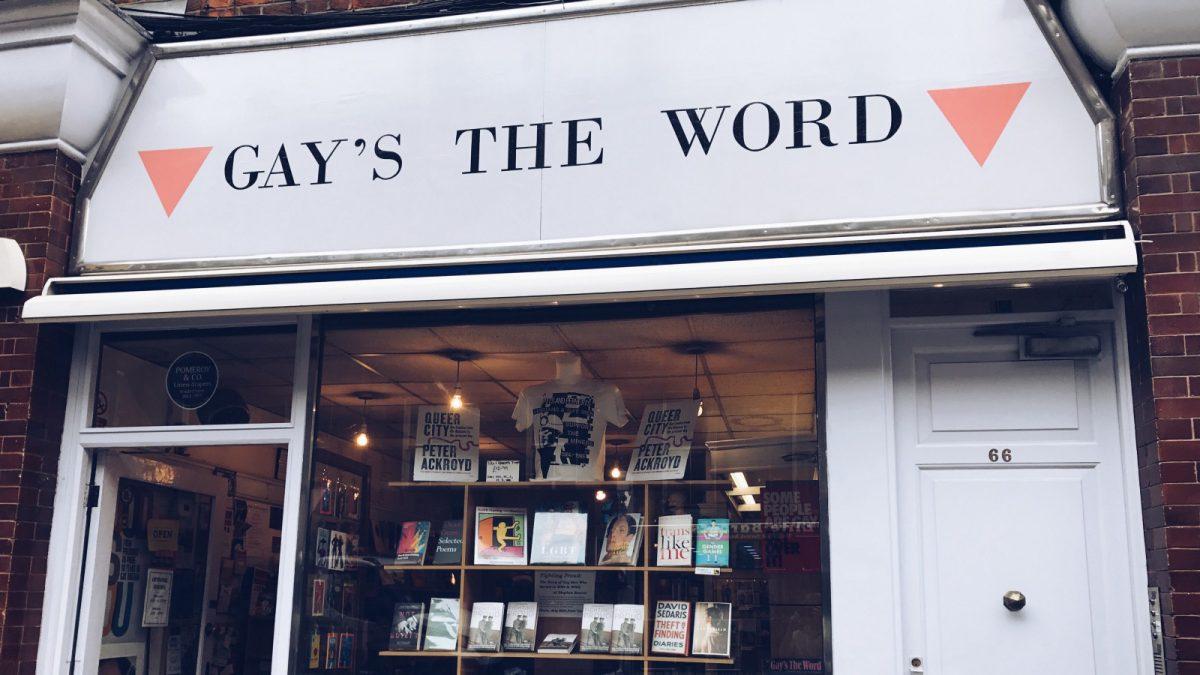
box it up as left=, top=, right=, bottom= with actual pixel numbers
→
left=22, top=221, right=1137, bottom=323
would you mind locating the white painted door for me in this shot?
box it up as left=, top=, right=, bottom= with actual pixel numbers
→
left=893, top=322, right=1145, bottom=675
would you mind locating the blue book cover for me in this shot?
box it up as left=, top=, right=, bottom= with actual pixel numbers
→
left=695, top=518, right=729, bottom=567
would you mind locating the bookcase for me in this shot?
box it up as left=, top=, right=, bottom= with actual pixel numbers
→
left=376, top=478, right=738, bottom=674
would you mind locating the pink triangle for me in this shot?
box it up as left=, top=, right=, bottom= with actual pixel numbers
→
left=928, top=82, right=1031, bottom=166
left=138, top=146, right=212, bottom=216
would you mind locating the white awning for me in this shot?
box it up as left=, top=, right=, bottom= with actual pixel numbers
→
left=22, top=222, right=1138, bottom=323
left=1, top=238, right=25, bottom=292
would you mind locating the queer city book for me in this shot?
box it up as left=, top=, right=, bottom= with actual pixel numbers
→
left=579, top=603, right=614, bottom=653
left=530, top=512, right=588, bottom=565
left=656, top=514, right=693, bottom=567
left=598, top=513, right=643, bottom=565
left=388, top=602, right=425, bottom=651
left=475, top=506, right=528, bottom=565
left=394, top=521, right=431, bottom=565
left=467, top=602, right=505, bottom=652
left=691, top=602, right=732, bottom=657
left=651, top=600, right=691, bottom=655
left=502, top=601, right=538, bottom=651
left=610, top=604, right=645, bottom=655
left=537, top=633, right=579, bottom=654
left=431, top=519, right=464, bottom=565
left=422, top=597, right=461, bottom=651
left=695, top=518, right=730, bottom=567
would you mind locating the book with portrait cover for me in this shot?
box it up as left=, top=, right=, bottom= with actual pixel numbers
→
left=467, top=602, right=505, bottom=652
left=695, top=518, right=730, bottom=567
left=431, top=519, right=464, bottom=565
left=537, top=633, right=579, bottom=654
left=691, top=602, right=732, bottom=657
left=502, top=601, right=538, bottom=652
left=388, top=602, right=425, bottom=651
left=323, top=633, right=339, bottom=669
left=656, top=514, right=693, bottom=567
left=651, top=600, right=691, bottom=655
left=610, top=604, right=645, bottom=655
left=580, top=603, right=614, bottom=653
left=598, top=513, right=643, bottom=566
left=474, top=507, right=528, bottom=565
left=393, top=521, right=431, bottom=565
left=530, top=512, right=588, bottom=565
left=422, top=598, right=461, bottom=651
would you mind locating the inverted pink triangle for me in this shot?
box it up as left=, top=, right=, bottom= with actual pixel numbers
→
left=138, top=146, right=212, bottom=216
left=928, top=82, right=1031, bottom=166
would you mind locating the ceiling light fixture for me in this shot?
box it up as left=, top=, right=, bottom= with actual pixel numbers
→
left=674, top=341, right=717, bottom=418
left=610, top=465, right=622, bottom=479
left=441, top=350, right=479, bottom=411
left=351, top=391, right=384, bottom=448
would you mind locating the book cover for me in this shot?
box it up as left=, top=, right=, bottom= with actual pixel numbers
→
left=338, top=632, right=354, bottom=668
left=691, top=602, right=732, bottom=657
left=651, top=601, right=691, bottom=655
left=388, top=602, right=425, bottom=651
left=394, top=521, right=431, bottom=565
left=422, top=597, right=461, bottom=651
left=431, top=519, right=464, bottom=565
left=580, top=603, right=614, bottom=653
left=467, top=602, right=505, bottom=651
left=310, top=575, right=326, bottom=616
left=610, top=604, right=645, bottom=655
left=537, top=633, right=578, bottom=654
left=502, top=601, right=538, bottom=651
left=315, top=528, right=330, bottom=568
left=323, top=633, right=339, bottom=669
left=341, top=579, right=358, bottom=618
left=308, top=628, right=321, bottom=668
left=598, top=513, right=643, bottom=566
left=695, top=518, right=730, bottom=567
left=328, top=530, right=349, bottom=571
left=656, top=515, right=693, bottom=567
left=474, top=507, right=528, bottom=565
left=530, top=512, right=588, bottom=565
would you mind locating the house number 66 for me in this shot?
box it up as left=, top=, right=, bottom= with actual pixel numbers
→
left=988, top=448, right=1012, bottom=463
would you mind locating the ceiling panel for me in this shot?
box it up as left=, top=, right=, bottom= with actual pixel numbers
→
left=719, top=394, right=816, bottom=416
left=584, top=347, right=696, bottom=379
left=476, top=353, right=558, bottom=381
left=688, top=309, right=814, bottom=343
left=557, top=316, right=692, bottom=350
left=431, top=324, right=571, bottom=353
left=327, top=327, right=448, bottom=355
left=710, top=370, right=814, bottom=397
left=359, top=354, right=491, bottom=383
left=706, top=340, right=815, bottom=374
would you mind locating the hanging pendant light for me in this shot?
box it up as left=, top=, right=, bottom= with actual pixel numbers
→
left=351, top=391, right=384, bottom=448
left=441, top=350, right=479, bottom=411
left=692, top=352, right=705, bottom=417
left=673, top=341, right=717, bottom=418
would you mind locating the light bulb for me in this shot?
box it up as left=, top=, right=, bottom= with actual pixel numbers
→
left=696, top=398, right=704, bottom=417
left=610, top=466, right=622, bottom=479
left=449, top=388, right=464, bottom=411
left=595, top=489, right=607, bottom=501
left=354, top=429, right=369, bottom=447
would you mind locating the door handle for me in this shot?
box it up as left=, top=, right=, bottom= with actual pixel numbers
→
left=1003, top=590, right=1026, bottom=612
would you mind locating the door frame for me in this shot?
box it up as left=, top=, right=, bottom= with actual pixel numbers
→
left=887, top=302, right=1152, bottom=674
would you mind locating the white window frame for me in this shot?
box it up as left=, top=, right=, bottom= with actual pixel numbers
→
left=38, top=315, right=316, bottom=675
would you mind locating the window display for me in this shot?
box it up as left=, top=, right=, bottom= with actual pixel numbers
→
left=294, top=298, right=825, bottom=673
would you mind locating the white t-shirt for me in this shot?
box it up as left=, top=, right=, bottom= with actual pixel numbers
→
left=513, top=378, right=630, bottom=481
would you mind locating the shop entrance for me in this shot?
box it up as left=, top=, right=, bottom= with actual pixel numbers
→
left=83, top=447, right=286, bottom=675
left=892, top=321, right=1142, bottom=674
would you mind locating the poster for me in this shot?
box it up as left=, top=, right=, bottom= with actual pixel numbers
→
left=625, top=401, right=696, bottom=481
left=242, top=500, right=273, bottom=563
left=534, top=570, right=595, bottom=618
left=413, top=405, right=480, bottom=482
left=141, top=568, right=174, bottom=627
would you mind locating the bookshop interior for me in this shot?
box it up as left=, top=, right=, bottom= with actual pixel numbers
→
left=89, top=295, right=826, bottom=675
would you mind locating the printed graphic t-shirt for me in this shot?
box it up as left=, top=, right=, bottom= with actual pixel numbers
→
left=513, top=378, right=630, bottom=481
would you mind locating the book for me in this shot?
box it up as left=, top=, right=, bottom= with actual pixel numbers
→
left=598, top=513, right=643, bottom=566
left=308, top=628, right=321, bottom=668
left=338, top=632, right=354, bottom=668
left=394, top=521, right=431, bottom=565
left=610, top=604, right=645, bottom=655
left=691, top=602, right=732, bottom=657
left=651, top=601, right=691, bottom=655
left=324, top=633, right=339, bottom=669
left=431, top=519, right=464, bottom=565
left=315, top=528, right=330, bottom=568
left=695, top=518, right=730, bottom=567
left=656, top=514, right=693, bottom=567
left=502, top=601, right=538, bottom=651
left=579, top=603, right=614, bottom=653
left=530, top=512, right=588, bottom=565
left=422, top=598, right=461, bottom=651
left=388, top=602, right=425, bottom=651
left=537, top=633, right=578, bottom=654
left=467, top=602, right=505, bottom=651
left=474, top=507, right=528, bottom=565
left=310, top=575, right=326, bottom=616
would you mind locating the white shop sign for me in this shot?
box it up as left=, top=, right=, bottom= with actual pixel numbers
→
left=80, top=0, right=1109, bottom=272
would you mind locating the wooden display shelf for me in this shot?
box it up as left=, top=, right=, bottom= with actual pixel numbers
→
left=462, top=564, right=732, bottom=574
left=377, top=650, right=456, bottom=657
left=381, top=564, right=462, bottom=571
left=377, top=650, right=734, bottom=665
left=386, top=479, right=729, bottom=488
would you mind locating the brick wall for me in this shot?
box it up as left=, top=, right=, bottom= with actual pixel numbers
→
left=0, top=150, right=77, bottom=674
left=1116, top=56, right=1200, bottom=674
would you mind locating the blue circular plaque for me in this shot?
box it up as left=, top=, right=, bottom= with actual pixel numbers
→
left=165, top=351, right=219, bottom=410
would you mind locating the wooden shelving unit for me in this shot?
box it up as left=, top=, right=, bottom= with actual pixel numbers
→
left=373, top=479, right=736, bottom=673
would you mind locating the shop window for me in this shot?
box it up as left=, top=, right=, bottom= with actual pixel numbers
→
left=92, top=326, right=297, bottom=427
left=294, top=298, right=827, bottom=674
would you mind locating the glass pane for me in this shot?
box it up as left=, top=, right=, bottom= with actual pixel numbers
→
left=96, top=446, right=288, bottom=674
left=295, top=297, right=826, bottom=674
left=93, top=326, right=296, bottom=427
